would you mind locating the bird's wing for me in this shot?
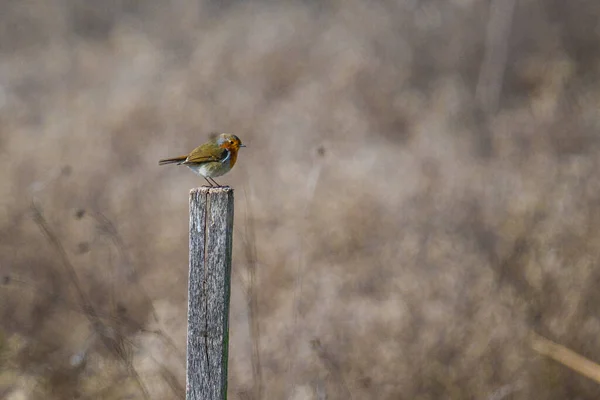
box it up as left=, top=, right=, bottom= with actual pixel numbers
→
left=183, top=144, right=228, bottom=164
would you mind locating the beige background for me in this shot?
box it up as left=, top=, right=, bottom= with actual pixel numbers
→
left=1, top=1, right=600, bottom=399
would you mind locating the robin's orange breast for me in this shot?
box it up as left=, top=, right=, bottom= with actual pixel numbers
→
left=228, top=148, right=238, bottom=169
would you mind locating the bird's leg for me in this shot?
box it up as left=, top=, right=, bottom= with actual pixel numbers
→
left=203, top=177, right=214, bottom=187
left=209, top=177, right=222, bottom=187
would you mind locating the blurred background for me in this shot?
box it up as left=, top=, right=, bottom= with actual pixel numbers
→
left=2, top=0, right=600, bottom=398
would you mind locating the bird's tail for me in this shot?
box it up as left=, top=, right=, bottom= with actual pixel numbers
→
left=158, top=156, right=187, bottom=165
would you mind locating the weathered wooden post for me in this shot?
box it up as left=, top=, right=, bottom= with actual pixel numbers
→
left=187, top=187, right=234, bottom=400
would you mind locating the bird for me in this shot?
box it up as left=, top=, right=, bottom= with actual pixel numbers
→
left=159, top=133, right=246, bottom=187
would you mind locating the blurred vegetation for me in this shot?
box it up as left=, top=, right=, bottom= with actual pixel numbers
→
left=1, top=0, right=600, bottom=399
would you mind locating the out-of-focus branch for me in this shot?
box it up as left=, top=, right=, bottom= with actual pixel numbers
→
left=476, top=0, right=517, bottom=115
left=531, top=332, right=600, bottom=384
left=31, top=202, right=150, bottom=399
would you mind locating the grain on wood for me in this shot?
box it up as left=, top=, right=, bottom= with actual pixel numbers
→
left=187, top=187, right=234, bottom=400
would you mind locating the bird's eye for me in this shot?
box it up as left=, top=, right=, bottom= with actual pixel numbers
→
left=229, top=140, right=234, bottom=144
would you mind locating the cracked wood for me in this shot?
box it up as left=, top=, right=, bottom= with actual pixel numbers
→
left=187, top=187, right=234, bottom=400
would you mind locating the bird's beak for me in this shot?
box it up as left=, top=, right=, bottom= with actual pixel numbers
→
left=240, top=144, right=247, bottom=148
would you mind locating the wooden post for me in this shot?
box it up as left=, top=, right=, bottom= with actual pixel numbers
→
left=187, top=187, right=234, bottom=400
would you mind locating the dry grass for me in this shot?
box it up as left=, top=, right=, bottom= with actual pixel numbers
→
left=2, top=0, right=600, bottom=399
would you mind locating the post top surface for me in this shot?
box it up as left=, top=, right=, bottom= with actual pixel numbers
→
left=190, top=186, right=234, bottom=195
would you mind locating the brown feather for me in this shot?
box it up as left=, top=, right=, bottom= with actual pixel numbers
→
left=158, top=156, right=188, bottom=165
left=184, top=144, right=228, bottom=165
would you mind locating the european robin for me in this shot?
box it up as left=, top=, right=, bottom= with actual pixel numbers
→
left=159, top=133, right=245, bottom=187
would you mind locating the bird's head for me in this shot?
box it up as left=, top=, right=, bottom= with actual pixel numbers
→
left=218, top=133, right=245, bottom=151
